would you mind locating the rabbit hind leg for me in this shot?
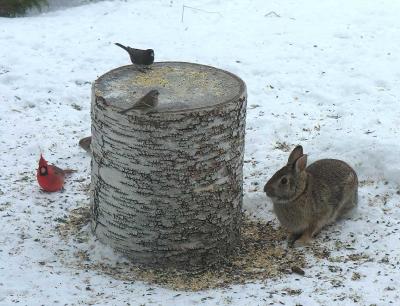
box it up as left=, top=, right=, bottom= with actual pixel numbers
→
left=337, top=189, right=358, bottom=219
left=338, top=172, right=358, bottom=216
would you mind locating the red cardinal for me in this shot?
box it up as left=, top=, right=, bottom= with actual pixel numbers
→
left=36, top=154, right=76, bottom=192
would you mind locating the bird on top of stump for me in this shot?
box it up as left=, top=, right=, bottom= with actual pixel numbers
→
left=119, top=89, right=160, bottom=114
left=115, top=43, right=154, bottom=71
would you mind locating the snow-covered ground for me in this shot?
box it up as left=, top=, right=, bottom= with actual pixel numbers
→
left=1, top=0, right=400, bottom=305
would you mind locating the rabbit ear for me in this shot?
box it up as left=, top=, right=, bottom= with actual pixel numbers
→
left=287, top=145, right=304, bottom=165
left=294, top=154, right=307, bottom=172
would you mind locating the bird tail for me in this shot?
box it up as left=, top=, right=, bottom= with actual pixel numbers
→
left=115, top=42, right=128, bottom=51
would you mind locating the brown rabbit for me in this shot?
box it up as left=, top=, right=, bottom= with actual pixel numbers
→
left=264, top=145, right=358, bottom=247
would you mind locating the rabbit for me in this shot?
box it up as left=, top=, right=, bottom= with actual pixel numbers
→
left=263, top=145, right=358, bottom=247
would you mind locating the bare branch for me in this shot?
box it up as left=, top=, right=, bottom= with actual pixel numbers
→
left=181, top=4, right=222, bottom=23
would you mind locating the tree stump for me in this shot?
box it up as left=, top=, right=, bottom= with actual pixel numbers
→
left=90, top=62, right=247, bottom=271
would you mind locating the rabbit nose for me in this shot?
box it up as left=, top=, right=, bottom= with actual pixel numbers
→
left=264, top=182, right=274, bottom=197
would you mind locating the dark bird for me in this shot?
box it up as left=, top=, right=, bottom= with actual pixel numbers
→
left=119, top=90, right=160, bottom=114
left=115, top=43, right=154, bottom=70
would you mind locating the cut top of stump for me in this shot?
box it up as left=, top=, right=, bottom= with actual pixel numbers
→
left=94, top=62, right=246, bottom=113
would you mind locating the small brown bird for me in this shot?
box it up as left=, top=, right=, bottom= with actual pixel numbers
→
left=78, top=136, right=91, bottom=153
left=115, top=43, right=154, bottom=70
left=119, top=90, right=160, bottom=114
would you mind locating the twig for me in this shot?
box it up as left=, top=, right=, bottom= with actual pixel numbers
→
left=181, top=5, right=222, bottom=23
left=265, top=11, right=281, bottom=18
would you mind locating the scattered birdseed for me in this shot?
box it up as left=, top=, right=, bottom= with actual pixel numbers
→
left=57, top=206, right=306, bottom=291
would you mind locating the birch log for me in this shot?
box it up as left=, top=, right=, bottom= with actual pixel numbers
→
left=91, top=62, right=247, bottom=271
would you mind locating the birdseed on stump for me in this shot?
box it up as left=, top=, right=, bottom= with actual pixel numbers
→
left=91, top=62, right=247, bottom=271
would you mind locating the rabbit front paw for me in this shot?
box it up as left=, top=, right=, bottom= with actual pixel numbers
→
left=287, top=232, right=313, bottom=248
left=294, top=233, right=313, bottom=247
left=287, top=232, right=302, bottom=248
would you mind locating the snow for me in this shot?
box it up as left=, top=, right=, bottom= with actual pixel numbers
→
left=1, top=0, right=400, bottom=305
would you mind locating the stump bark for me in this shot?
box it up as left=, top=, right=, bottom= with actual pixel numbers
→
left=90, top=62, right=247, bottom=271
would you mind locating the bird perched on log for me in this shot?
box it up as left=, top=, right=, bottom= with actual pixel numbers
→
left=78, top=91, right=159, bottom=151
left=37, top=154, right=76, bottom=192
left=115, top=43, right=154, bottom=71
left=119, top=90, right=160, bottom=114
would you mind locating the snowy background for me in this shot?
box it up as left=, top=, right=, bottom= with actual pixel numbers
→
left=1, top=0, right=400, bottom=305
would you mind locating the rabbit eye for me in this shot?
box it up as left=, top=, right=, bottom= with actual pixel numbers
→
left=280, top=177, right=288, bottom=185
